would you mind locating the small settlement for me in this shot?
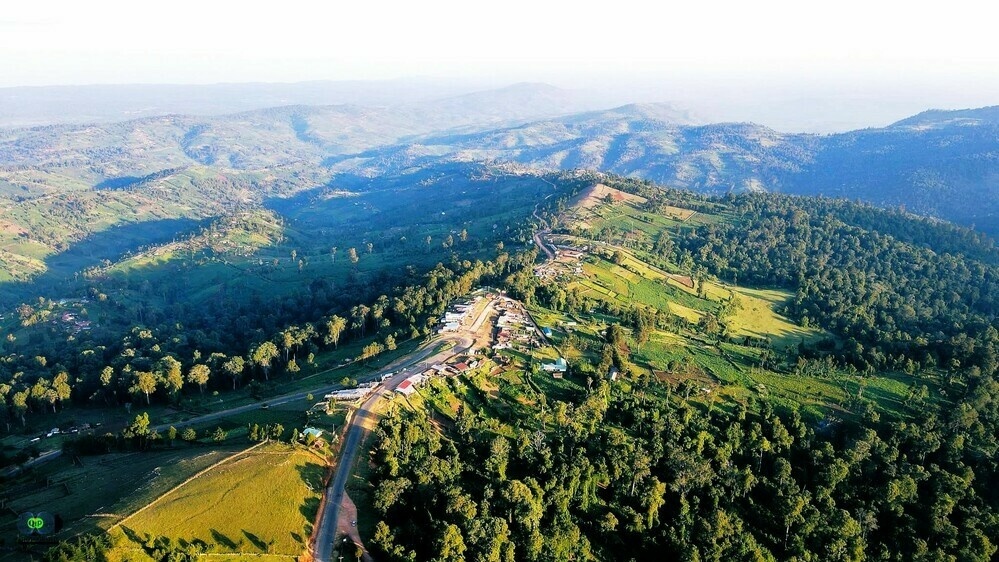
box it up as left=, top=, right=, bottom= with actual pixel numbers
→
left=533, top=238, right=589, bottom=280
left=488, top=296, right=568, bottom=378
left=438, top=296, right=482, bottom=333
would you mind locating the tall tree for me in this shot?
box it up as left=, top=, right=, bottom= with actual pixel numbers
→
left=130, top=371, right=158, bottom=405
left=157, top=356, right=184, bottom=397
left=187, top=364, right=210, bottom=394
left=251, top=341, right=279, bottom=380
left=325, top=315, right=347, bottom=348
left=223, top=356, right=246, bottom=389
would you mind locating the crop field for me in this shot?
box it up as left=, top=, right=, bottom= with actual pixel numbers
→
left=119, top=442, right=324, bottom=557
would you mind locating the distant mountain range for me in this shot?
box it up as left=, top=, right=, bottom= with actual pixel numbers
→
left=332, top=103, right=999, bottom=235
left=0, top=80, right=610, bottom=129
left=0, top=83, right=996, bottom=235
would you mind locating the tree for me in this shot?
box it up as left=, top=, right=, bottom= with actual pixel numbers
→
left=325, top=315, right=347, bottom=348
left=123, top=412, right=151, bottom=441
left=436, top=524, right=467, bottom=562
left=212, top=427, right=227, bottom=442
left=181, top=427, right=197, bottom=442
left=130, top=371, right=158, bottom=405
left=53, top=371, right=72, bottom=408
left=12, top=390, right=28, bottom=426
left=486, top=436, right=511, bottom=481
left=157, top=356, right=184, bottom=397
left=187, top=364, right=210, bottom=394
left=223, top=356, right=245, bottom=389
left=348, top=247, right=359, bottom=265
left=361, top=342, right=384, bottom=363
left=385, top=334, right=397, bottom=351
left=251, top=341, right=279, bottom=380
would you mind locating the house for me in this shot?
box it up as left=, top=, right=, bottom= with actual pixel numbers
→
left=541, top=327, right=553, bottom=338
left=542, top=358, right=568, bottom=378
left=302, top=427, right=324, bottom=439
left=396, top=379, right=416, bottom=396
left=301, top=427, right=326, bottom=447
left=452, top=362, right=470, bottom=373
left=608, top=366, right=619, bottom=381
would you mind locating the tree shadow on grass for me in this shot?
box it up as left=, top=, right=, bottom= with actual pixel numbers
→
left=120, top=525, right=148, bottom=544
left=297, top=460, right=326, bottom=490
left=300, top=497, right=320, bottom=534
left=242, top=529, right=268, bottom=552
left=210, top=528, right=237, bottom=550
left=297, top=460, right=325, bottom=533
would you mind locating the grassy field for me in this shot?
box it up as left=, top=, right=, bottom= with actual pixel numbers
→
left=727, top=286, right=824, bottom=349
left=0, top=444, right=247, bottom=561
left=118, top=442, right=324, bottom=557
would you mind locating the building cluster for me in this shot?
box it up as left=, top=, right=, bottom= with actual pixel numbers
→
left=51, top=309, right=92, bottom=334
left=438, top=296, right=482, bottom=333
left=533, top=237, right=588, bottom=279
left=395, top=356, right=479, bottom=396
left=491, top=299, right=543, bottom=351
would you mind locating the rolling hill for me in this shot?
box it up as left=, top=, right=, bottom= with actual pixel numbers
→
left=332, top=105, right=999, bottom=235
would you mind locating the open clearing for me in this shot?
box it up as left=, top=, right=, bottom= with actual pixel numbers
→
left=120, top=442, right=324, bottom=557
left=728, top=286, right=824, bottom=348
left=570, top=183, right=647, bottom=211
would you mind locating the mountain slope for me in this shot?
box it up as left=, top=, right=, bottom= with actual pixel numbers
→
left=329, top=105, right=999, bottom=234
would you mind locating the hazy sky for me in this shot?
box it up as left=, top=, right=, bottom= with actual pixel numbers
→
left=2, top=0, right=998, bottom=131
left=3, top=0, right=996, bottom=87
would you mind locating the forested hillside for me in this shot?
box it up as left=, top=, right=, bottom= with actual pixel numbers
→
left=362, top=176, right=999, bottom=562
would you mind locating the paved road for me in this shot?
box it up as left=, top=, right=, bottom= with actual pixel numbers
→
left=311, top=301, right=492, bottom=562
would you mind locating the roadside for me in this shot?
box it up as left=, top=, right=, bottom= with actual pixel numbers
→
left=310, top=296, right=494, bottom=562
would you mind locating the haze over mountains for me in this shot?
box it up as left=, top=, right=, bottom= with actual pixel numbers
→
left=0, top=80, right=612, bottom=129
left=2, top=82, right=996, bottom=237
